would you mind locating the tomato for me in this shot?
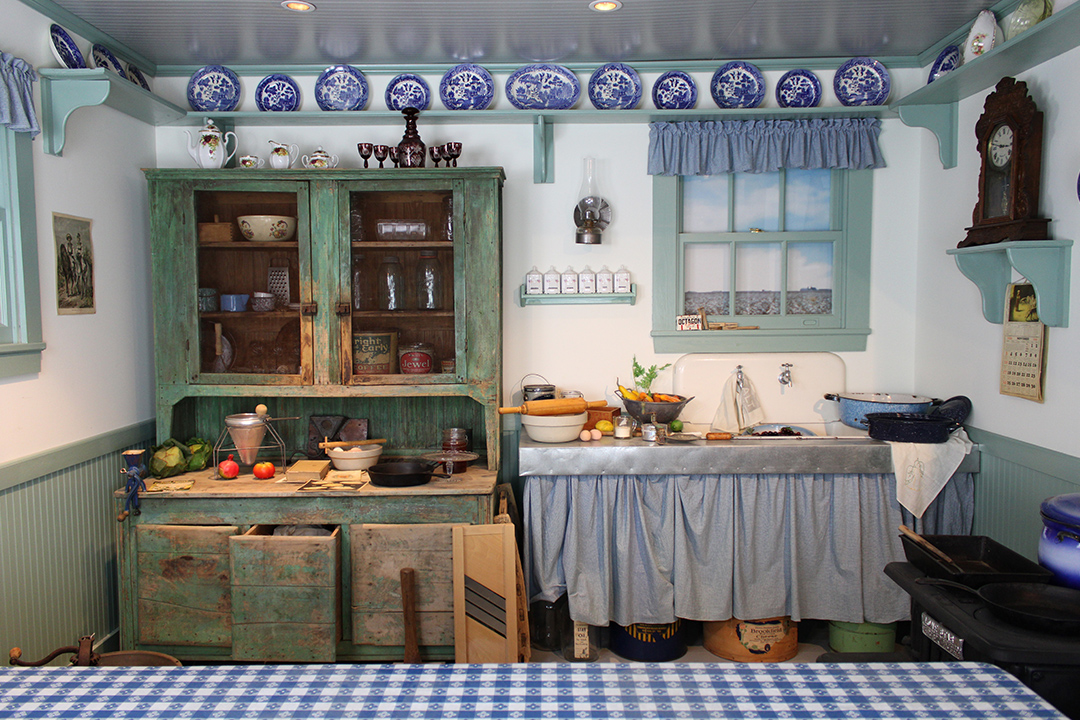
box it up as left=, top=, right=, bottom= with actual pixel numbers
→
left=253, top=461, right=276, bottom=479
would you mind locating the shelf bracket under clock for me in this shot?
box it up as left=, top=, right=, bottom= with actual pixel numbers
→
left=897, top=103, right=958, bottom=169
left=947, top=239, right=1072, bottom=327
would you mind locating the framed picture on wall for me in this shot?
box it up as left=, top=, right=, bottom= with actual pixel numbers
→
left=53, top=212, right=95, bottom=315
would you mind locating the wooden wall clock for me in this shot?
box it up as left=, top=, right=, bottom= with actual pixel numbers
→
left=960, top=76, right=1050, bottom=248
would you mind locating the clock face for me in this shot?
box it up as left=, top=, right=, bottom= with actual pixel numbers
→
left=989, top=123, right=1014, bottom=168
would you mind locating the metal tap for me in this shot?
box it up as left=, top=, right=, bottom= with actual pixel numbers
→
left=778, top=363, right=793, bottom=388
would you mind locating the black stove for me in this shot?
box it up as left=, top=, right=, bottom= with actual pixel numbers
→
left=887, top=562, right=1080, bottom=719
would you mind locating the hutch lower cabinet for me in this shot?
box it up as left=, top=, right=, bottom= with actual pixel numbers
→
left=116, top=469, right=497, bottom=662
left=143, top=167, right=504, bottom=471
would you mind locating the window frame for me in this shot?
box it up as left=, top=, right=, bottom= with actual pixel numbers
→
left=651, top=168, right=873, bottom=353
left=0, top=127, right=45, bottom=377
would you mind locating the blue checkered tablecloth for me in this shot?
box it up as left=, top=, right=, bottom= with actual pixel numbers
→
left=0, top=661, right=1065, bottom=719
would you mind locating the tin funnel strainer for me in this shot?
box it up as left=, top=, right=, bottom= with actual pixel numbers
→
left=225, top=413, right=267, bottom=465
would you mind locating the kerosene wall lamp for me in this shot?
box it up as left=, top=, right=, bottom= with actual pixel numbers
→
left=574, top=157, right=611, bottom=244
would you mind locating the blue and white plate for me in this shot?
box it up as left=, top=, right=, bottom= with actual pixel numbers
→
left=314, top=65, right=368, bottom=111
left=385, top=73, right=431, bottom=111
left=710, top=61, right=765, bottom=109
left=927, top=45, right=961, bottom=84
left=505, top=64, right=580, bottom=110
left=588, top=62, right=642, bottom=110
left=775, top=69, right=821, bottom=108
left=187, top=65, right=241, bottom=112
left=440, top=64, right=495, bottom=110
left=49, top=24, right=85, bottom=69
left=256, top=74, right=301, bottom=112
left=652, top=70, right=697, bottom=110
left=90, top=44, right=126, bottom=80
left=833, top=57, right=891, bottom=106
left=126, top=63, right=151, bottom=91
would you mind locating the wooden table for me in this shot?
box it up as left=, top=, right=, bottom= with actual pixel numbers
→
left=115, top=466, right=497, bottom=663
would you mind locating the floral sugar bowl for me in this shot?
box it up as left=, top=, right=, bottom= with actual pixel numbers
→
left=268, top=140, right=299, bottom=169
left=184, top=119, right=237, bottom=169
left=302, top=146, right=339, bottom=169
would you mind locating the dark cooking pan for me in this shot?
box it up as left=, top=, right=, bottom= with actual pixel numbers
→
left=917, top=577, right=1080, bottom=633
left=367, top=461, right=450, bottom=487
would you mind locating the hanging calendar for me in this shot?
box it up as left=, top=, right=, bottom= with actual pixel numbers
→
left=1000, top=283, right=1046, bottom=402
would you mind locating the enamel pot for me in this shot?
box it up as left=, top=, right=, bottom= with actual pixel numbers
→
left=823, top=392, right=934, bottom=429
left=1039, top=493, right=1080, bottom=589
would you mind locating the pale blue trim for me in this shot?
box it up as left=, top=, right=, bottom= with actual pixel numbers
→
left=648, top=118, right=885, bottom=176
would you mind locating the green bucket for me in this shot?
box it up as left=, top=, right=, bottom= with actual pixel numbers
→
left=828, top=621, right=896, bottom=653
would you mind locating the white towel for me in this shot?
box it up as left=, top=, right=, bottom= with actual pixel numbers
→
left=711, top=371, right=766, bottom=433
left=891, top=428, right=974, bottom=517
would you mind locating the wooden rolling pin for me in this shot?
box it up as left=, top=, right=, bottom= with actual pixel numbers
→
left=319, top=438, right=387, bottom=449
left=498, top=398, right=608, bottom=416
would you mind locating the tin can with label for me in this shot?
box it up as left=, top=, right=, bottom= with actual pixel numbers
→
left=353, top=331, right=398, bottom=374
left=399, top=342, right=435, bottom=374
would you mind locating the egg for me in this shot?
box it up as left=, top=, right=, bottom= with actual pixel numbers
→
left=590, top=428, right=602, bottom=441
left=579, top=429, right=592, bottom=442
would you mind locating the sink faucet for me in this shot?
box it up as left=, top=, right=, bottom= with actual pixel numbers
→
left=778, top=363, right=793, bottom=388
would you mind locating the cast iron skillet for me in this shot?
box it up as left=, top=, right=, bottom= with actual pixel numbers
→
left=917, top=577, right=1080, bottom=633
left=366, top=460, right=451, bottom=487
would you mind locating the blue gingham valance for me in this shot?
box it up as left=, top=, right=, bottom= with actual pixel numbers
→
left=648, top=117, right=885, bottom=176
left=0, top=52, right=39, bottom=136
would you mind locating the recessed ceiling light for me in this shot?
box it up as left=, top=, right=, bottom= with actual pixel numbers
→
left=281, top=0, right=316, bottom=11
left=589, top=0, right=622, bottom=11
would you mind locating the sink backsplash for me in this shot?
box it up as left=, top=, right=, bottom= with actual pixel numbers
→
left=672, top=352, right=854, bottom=434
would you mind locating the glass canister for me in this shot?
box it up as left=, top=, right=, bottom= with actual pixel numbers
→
left=416, top=250, right=442, bottom=310
left=378, top=255, right=404, bottom=310
left=614, top=414, right=633, bottom=439
left=399, top=341, right=434, bottom=373
left=442, top=427, right=470, bottom=473
left=352, top=254, right=369, bottom=311
left=562, top=619, right=599, bottom=662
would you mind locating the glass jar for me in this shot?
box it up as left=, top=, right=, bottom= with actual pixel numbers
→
left=416, top=250, right=442, bottom=310
left=378, top=256, right=404, bottom=310
left=596, top=265, right=614, bottom=294
left=352, top=254, right=368, bottom=311
left=614, top=414, right=633, bottom=439
left=399, top=341, right=434, bottom=373
left=578, top=265, right=596, bottom=294
left=442, top=427, right=470, bottom=473
left=525, top=266, right=543, bottom=295
left=543, top=266, right=561, bottom=294
left=614, top=265, right=632, bottom=294
left=560, top=266, right=578, bottom=294
left=562, top=619, right=599, bottom=662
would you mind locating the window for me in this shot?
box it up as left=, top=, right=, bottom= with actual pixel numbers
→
left=0, top=127, right=44, bottom=376
left=651, top=168, right=872, bottom=353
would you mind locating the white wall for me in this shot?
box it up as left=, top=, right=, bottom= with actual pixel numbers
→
left=913, top=44, right=1080, bottom=456
left=0, top=0, right=156, bottom=463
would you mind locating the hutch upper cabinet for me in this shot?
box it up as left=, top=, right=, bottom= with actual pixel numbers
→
left=144, top=168, right=504, bottom=470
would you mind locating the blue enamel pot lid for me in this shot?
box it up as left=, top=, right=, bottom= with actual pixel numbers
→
left=1041, top=493, right=1080, bottom=529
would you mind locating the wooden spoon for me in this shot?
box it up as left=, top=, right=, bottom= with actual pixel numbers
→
left=899, top=525, right=962, bottom=570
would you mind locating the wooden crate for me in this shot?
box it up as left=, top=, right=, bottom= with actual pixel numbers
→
left=584, top=406, right=621, bottom=430
left=230, top=525, right=340, bottom=662
left=198, top=221, right=236, bottom=243
left=136, top=524, right=236, bottom=647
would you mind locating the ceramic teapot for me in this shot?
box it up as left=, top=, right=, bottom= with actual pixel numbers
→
left=184, top=120, right=238, bottom=169
left=268, top=140, right=299, bottom=169
left=302, top=146, right=339, bottom=169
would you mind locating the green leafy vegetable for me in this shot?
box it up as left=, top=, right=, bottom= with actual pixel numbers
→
left=149, top=438, right=193, bottom=479
left=186, top=437, right=212, bottom=472
left=632, top=355, right=671, bottom=394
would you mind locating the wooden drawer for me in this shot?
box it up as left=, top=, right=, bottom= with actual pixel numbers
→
left=230, top=525, right=341, bottom=662
left=350, top=523, right=463, bottom=651
left=136, top=524, right=236, bottom=647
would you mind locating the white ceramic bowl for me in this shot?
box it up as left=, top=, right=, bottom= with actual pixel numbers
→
left=237, top=215, right=297, bottom=242
left=520, top=412, right=588, bottom=443
left=327, top=444, right=383, bottom=470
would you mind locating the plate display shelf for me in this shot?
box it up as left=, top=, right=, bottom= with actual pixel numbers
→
left=36, top=2, right=1080, bottom=173
left=946, top=239, right=1072, bottom=327
left=518, top=284, right=636, bottom=306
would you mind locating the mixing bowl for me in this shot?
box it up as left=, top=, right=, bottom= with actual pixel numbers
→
left=237, top=215, right=297, bottom=242
left=521, top=412, right=587, bottom=443
left=327, top=444, right=383, bottom=470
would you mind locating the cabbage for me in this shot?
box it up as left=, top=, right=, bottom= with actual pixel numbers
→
left=186, top=437, right=212, bottom=471
left=149, top=439, right=192, bottom=478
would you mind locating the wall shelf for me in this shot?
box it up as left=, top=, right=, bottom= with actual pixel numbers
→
left=891, top=1, right=1080, bottom=169
left=518, top=284, right=636, bottom=306
left=946, top=240, right=1072, bottom=327
left=37, top=68, right=187, bottom=156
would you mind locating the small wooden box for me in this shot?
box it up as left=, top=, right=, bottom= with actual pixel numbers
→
left=287, top=459, right=331, bottom=482
left=198, top=222, right=236, bottom=243
left=584, top=406, right=621, bottom=431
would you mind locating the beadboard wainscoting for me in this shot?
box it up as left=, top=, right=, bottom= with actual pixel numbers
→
left=0, top=421, right=154, bottom=663
left=968, top=426, right=1080, bottom=561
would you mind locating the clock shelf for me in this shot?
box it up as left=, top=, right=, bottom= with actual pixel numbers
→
left=947, top=240, right=1072, bottom=327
